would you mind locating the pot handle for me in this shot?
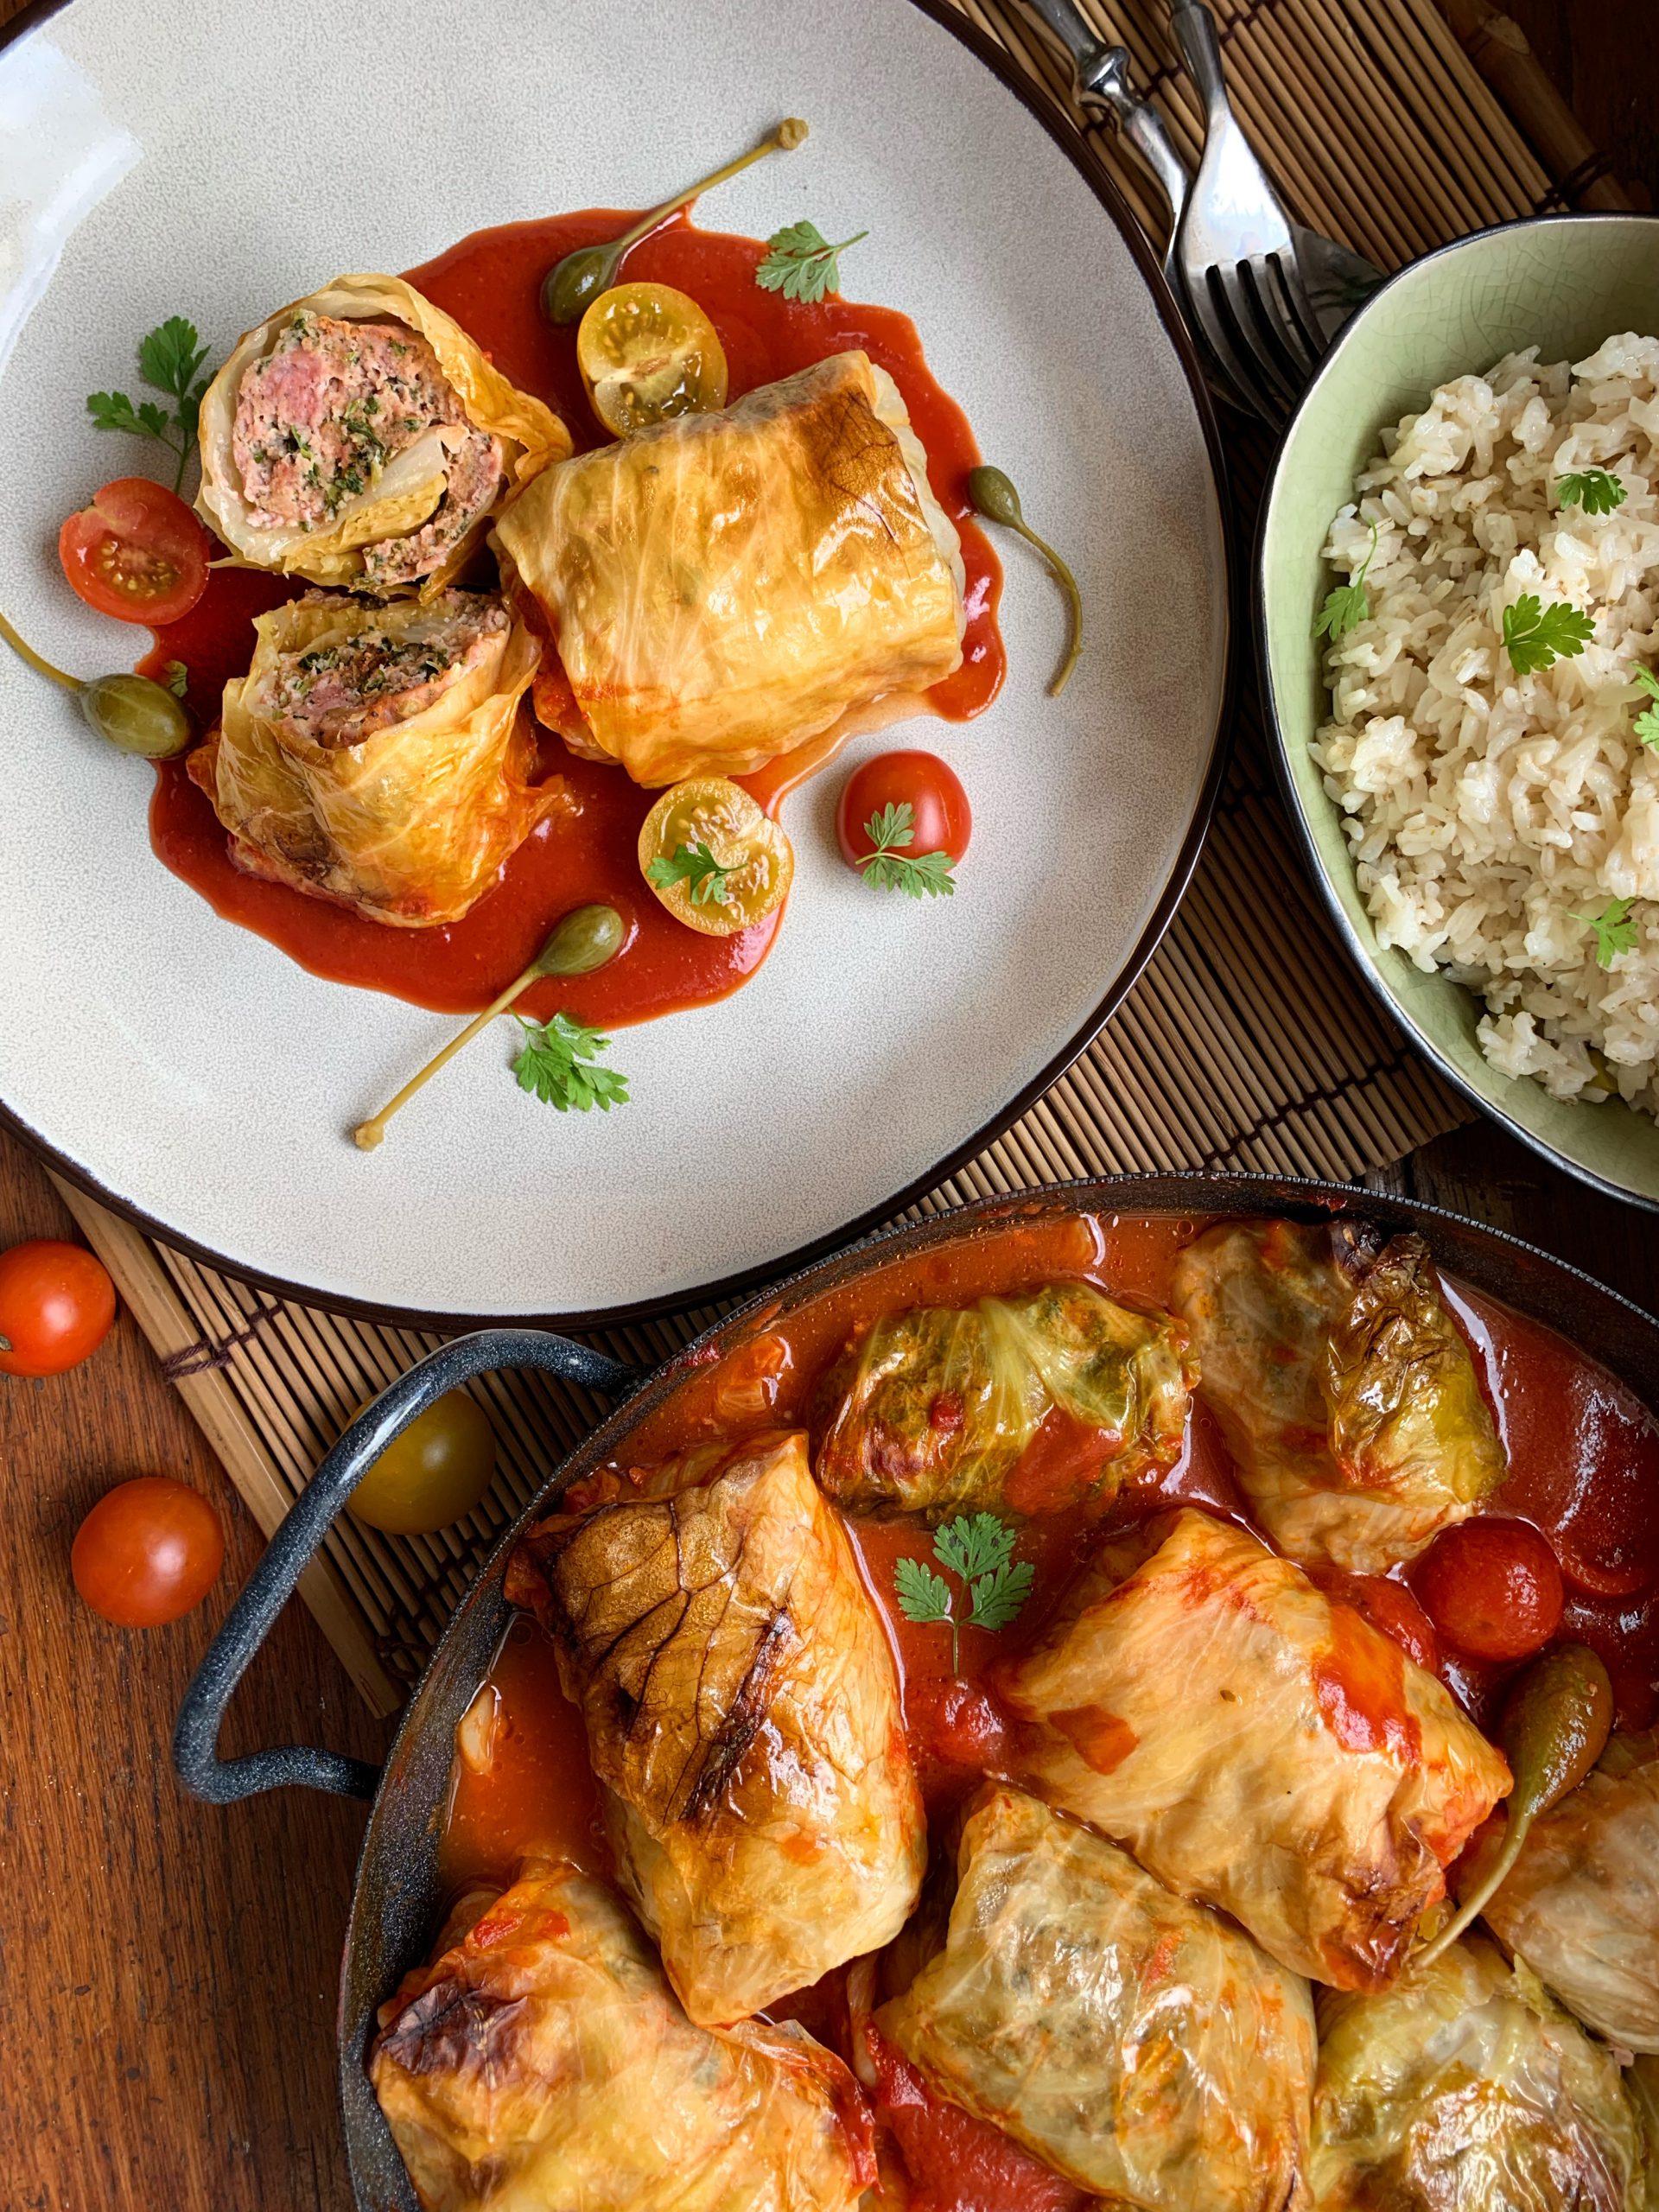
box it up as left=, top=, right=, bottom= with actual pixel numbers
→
left=172, top=1328, right=641, bottom=1805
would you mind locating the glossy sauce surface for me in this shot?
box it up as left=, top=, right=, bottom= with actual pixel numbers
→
left=144, top=212, right=1003, bottom=1026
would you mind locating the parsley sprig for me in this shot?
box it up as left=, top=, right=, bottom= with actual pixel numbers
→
left=86, top=317, right=215, bottom=493
left=756, top=220, right=868, bottom=305
left=512, top=1012, right=630, bottom=1112
left=855, top=802, right=957, bottom=899
left=1570, top=896, right=1639, bottom=970
left=1314, top=518, right=1379, bottom=644
left=893, top=1511, right=1035, bottom=1674
left=1630, top=664, right=1659, bottom=750
left=646, top=841, right=733, bottom=907
left=1502, top=593, right=1595, bottom=675
left=1555, top=468, right=1625, bottom=517
left=162, top=660, right=189, bottom=700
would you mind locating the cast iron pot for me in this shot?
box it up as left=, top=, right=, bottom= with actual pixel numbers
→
left=171, top=1173, right=1659, bottom=2212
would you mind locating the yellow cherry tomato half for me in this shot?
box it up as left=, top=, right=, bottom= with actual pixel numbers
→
left=576, top=282, right=729, bottom=437
left=346, top=1388, right=497, bottom=1536
left=639, top=776, right=794, bottom=938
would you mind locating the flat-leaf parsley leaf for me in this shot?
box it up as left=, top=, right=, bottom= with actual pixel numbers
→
left=1569, top=896, right=1639, bottom=969
left=162, top=659, right=189, bottom=699
left=893, top=1510, right=1034, bottom=1672
left=1555, top=468, right=1625, bottom=516
left=855, top=801, right=957, bottom=899
left=756, top=220, right=868, bottom=305
left=1502, top=593, right=1595, bottom=675
left=1632, top=664, right=1659, bottom=750
left=86, top=316, right=215, bottom=493
left=511, top=1011, right=630, bottom=1112
left=1314, top=518, right=1380, bottom=645
left=646, top=841, right=733, bottom=906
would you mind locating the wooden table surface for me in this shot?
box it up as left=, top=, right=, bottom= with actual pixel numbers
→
left=3, top=4, right=1658, bottom=2209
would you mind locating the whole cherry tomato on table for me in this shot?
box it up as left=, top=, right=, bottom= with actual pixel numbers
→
left=1414, top=1517, right=1565, bottom=1662
left=59, top=478, right=210, bottom=626
left=72, top=1477, right=225, bottom=1627
left=0, top=1239, right=116, bottom=1376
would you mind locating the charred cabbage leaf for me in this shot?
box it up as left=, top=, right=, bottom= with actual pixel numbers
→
left=190, top=590, right=564, bottom=925
left=1173, top=1219, right=1506, bottom=1574
left=815, top=1281, right=1194, bottom=1520
left=493, top=351, right=966, bottom=786
left=994, top=1508, right=1510, bottom=1989
left=369, top=1859, right=874, bottom=2212
left=1311, top=1937, right=1645, bottom=2211
left=875, top=1783, right=1316, bottom=2211
left=1478, top=1738, right=1659, bottom=2053
left=503, top=1431, right=925, bottom=2025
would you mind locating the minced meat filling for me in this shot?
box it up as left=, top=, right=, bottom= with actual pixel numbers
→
left=260, top=591, right=509, bottom=747
left=360, top=424, right=505, bottom=591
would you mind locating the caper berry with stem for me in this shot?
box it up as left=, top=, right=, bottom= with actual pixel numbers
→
left=542, top=119, right=810, bottom=327
left=0, top=608, right=191, bottom=758
left=968, top=464, right=1084, bottom=698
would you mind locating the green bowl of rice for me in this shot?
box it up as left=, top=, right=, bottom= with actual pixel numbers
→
left=1259, top=213, right=1659, bottom=1211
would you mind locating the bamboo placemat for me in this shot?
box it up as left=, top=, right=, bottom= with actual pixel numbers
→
left=53, top=0, right=1599, bottom=1715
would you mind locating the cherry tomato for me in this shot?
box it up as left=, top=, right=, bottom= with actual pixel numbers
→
left=1311, top=1567, right=1440, bottom=1674
left=71, top=1477, right=224, bottom=1627
left=0, top=1239, right=116, bottom=1376
left=1414, top=1517, right=1565, bottom=1662
left=346, top=1389, right=497, bottom=1536
left=575, top=282, right=728, bottom=436
left=906, top=1675, right=1009, bottom=1774
left=638, top=776, right=794, bottom=938
left=59, top=477, right=211, bottom=626
left=836, top=749, right=971, bottom=880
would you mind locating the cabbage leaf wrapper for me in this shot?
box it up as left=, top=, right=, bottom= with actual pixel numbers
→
left=1310, top=1937, right=1645, bottom=2211
left=197, top=274, right=569, bottom=593
left=994, top=1508, right=1510, bottom=1990
left=493, top=350, right=966, bottom=786
left=1631, top=2057, right=1659, bottom=2195
left=190, top=590, right=565, bottom=926
left=1477, top=1738, right=1659, bottom=2054
left=875, top=1783, right=1316, bottom=2212
left=1173, top=1219, right=1506, bottom=1574
left=368, top=1859, right=874, bottom=2212
left=814, top=1281, right=1194, bottom=1520
left=503, top=1431, right=925, bottom=2026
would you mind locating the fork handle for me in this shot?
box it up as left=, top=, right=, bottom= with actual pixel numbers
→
left=1169, top=0, right=1232, bottom=128
left=1022, top=0, right=1192, bottom=238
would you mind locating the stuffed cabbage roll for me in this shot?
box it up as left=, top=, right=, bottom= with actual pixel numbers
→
left=874, top=1783, right=1316, bottom=2212
left=814, top=1282, right=1193, bottom=1520
left=1477, top=1736, right=1659, bottom=2053
left=197, top=275, right=569, bottom=593
left=994, top=1508, right=1510, bottom=1989
left=369, top=1859, right=874, bottom=2212
left=1310, top=1937, right=1645, bottom=2211
left=504, top=1430, right=925, bottom=2025
left=1631, top=2057, right=1659, bottom=2191
left=493, top=351, right=966, bottom=787
left=189, top=589, right=565, bottom=925
left=1173, top=1219, right=1506, bottom=1574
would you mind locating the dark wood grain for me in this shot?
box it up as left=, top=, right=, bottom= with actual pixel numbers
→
left=1504, top=0, right=1659, bottom=207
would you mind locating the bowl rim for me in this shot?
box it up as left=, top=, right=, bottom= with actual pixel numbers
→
left=1255, top=208, right=1659, bottom=1216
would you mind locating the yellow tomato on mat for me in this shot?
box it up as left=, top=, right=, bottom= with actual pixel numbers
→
left=576, top=282, right=728, bottom=436
left=346, top=1389, right=497, bottom=1536
left=639, top=776, right=794, bottom=937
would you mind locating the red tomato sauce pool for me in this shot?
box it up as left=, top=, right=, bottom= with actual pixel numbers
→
left=142, top=211, right=1004, bottom=1027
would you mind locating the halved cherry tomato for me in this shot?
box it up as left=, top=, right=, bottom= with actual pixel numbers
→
left=836, top=749, right=972, bottom=880
left=0, top=1239, right=116, bottom=1376
left=346, top=1389, right=497, bottom=1536
left=576, top=283, right=728, bottom=437
left=71, top=1477, right=224, bottom=1627
left=639, top=776, right=794, bottom=938
left=59, top=477, right=211, bottom=626
left=1414, top=1517, right=1565, bottom=1662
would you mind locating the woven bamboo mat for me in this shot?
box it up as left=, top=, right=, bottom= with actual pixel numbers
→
left=54, top=0, right=1582, bottom=1715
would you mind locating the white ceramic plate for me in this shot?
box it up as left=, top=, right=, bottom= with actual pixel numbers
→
left=0, top=0, right=1228, bottom=1325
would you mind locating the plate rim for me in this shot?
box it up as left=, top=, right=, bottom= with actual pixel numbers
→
left=0, top=0, right=1237, bottom=1329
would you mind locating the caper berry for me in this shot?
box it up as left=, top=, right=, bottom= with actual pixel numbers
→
left=968, top=465, right=1024, bottom=529
left=533, top=903, right=626, bottom=976
left=543, top=245, right=622, bottom=327
left=79, top=672, right=193, bottom=759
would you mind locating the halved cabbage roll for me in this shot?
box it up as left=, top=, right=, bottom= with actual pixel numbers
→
left=1477, top=1737, right=1659, bottom=2053
left=189, top=589, right=566, bottom=925
left=994, top=1508, right=1510, bottom=1989
left=197, top=276, right=569, bottom=593
left=504, top=1431, right=925, bottom=2025
left=1310, top=1938, right=1645, bottom=2211
left=369, top=1859, right=874, bottom=2212
left=493, top=351, right=966, bottom=786
left=814, top=1283, right=1193, bottom=1520
left=874, top=1783, right=1316, bottom=2212
left=1173, top=1219, right=1506, bottom=1574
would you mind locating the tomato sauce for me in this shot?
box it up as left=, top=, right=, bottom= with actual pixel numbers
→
left=141, top=211, right=1004, bottom=1027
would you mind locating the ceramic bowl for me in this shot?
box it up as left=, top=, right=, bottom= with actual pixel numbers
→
left=1257, top=212, right=1659, bottom=1211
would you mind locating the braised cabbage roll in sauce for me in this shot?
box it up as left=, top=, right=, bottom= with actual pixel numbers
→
left=1174, top=1220, right=1506, bottom=1574
left=994, top=1508, right=1510, bottom=1989
left=874, top=1783, right=1316, bottom=2212
left=189, top=590, right=563, bottom=925
left=815, top=1282, right=1193, bottom=1520
left=1311, top=1937, right=1646, bottom=2211
left=493, top=350, right=966, bottom=786
left=369, top=1859, right=873, bottom=2212
left=197, top=275, right=569, bottom=593
left=504, top=1430, right=925, bottom=2026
